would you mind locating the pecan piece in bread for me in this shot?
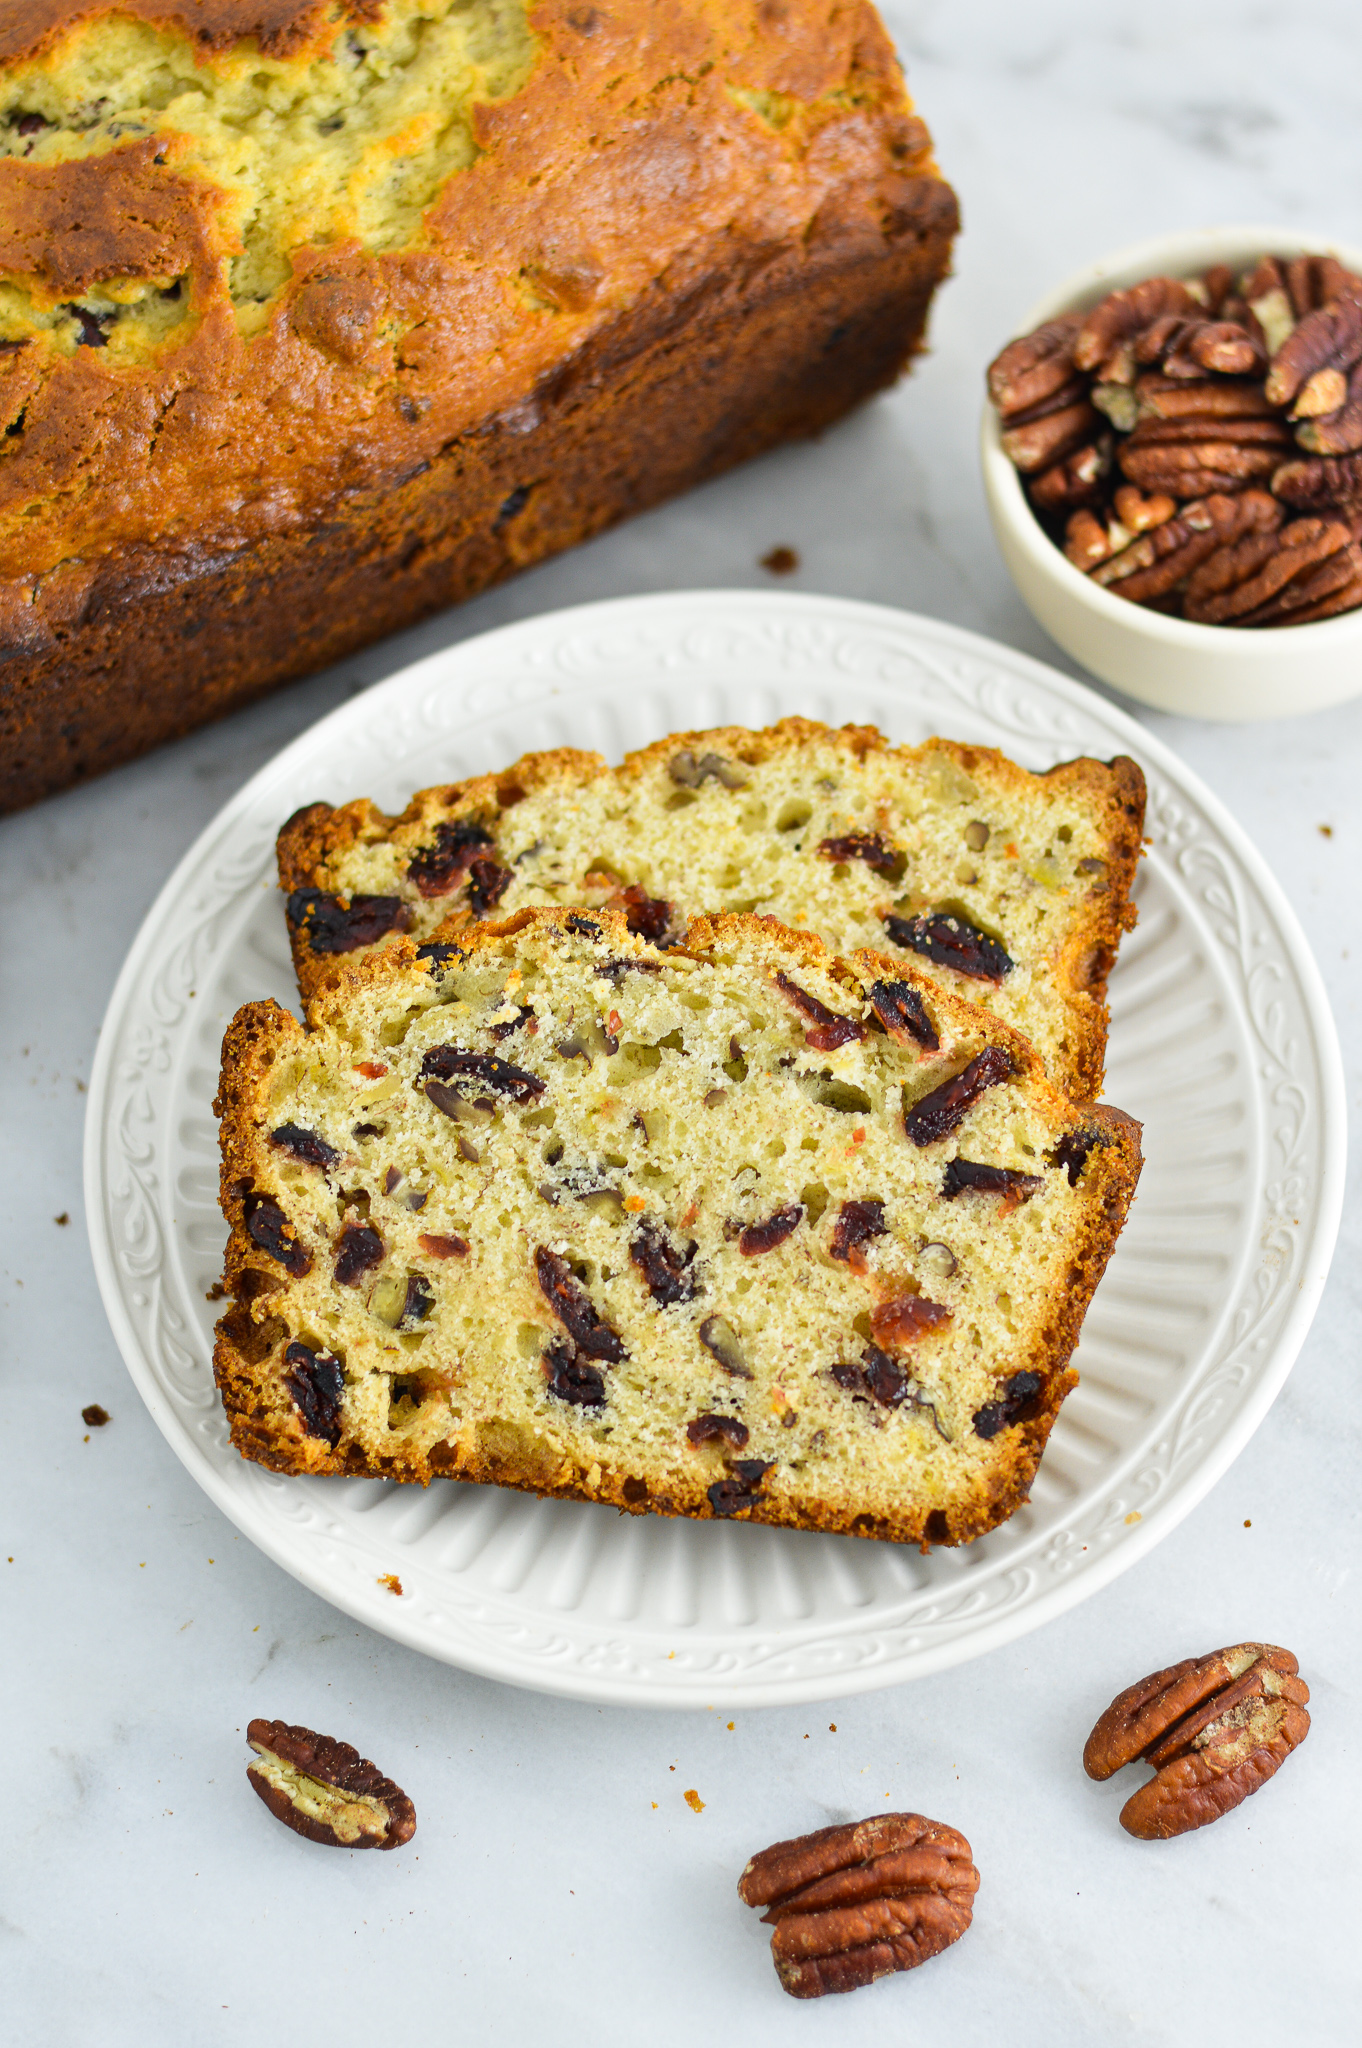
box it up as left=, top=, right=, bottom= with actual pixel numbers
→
left=1084, top=1643, right=1310, bottom=1839
left=738, top=1812, right=979, bottom=1998
left=246, top=1719, right=416, bottom=1849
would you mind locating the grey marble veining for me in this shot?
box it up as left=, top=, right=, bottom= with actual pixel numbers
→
left=2, top=4, right=1358, bottom=2042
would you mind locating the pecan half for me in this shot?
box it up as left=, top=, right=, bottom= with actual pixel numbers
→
left=987, top=313, right=1081, bottom=414
left=1091, top=490, right=1281, bottom=604
left=1294, top=361, right=1362, bottom=455
left=738, top=1813, right=979, bottom=1999
left=286, top=888, right=411, bottom=954
left=903, top=1047, right=1012, bottom=1146
left=1266, top=291, right=1362, bottom=409
left=1074, top=278, right=1198, bottom=378
left=1028, top=435, right=1111, bottom=513
left=1272, top=452, right=1362, bottom=514
left=1000, top=399, right=1099, bottom=474
left=1183, top=515, right=1358, bottom=623
left=1084, top=1643, right=1310, bottom=1840
left=246, top=1719, right=415, bottom=1850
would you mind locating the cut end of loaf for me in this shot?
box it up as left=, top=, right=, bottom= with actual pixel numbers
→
left=214, top=907, right=1141, bottom=1547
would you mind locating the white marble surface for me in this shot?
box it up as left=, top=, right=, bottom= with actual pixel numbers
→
left=4, top=4, right=1360, bottom=2041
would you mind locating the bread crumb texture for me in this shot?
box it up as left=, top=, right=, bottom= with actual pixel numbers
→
left=280, top=719, right=1146, bottom=1100
left=214, top=908, right=1141, bottom=1546
left=0, top=1, right=947, bottom=581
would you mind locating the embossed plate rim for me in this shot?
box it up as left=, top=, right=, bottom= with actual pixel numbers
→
left=84, top=590, right=1346, bottom=1706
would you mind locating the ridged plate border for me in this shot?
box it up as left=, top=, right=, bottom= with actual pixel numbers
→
left=84, top=591, right=1345, bottom=1707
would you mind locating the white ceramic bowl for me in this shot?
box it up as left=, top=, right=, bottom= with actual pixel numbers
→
left=981, top=225, right=1362, bottom=721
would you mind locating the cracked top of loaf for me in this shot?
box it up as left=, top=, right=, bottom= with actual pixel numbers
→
left=0, top=0, right=953, bottom=595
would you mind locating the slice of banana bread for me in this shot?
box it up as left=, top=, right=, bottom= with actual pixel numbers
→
left=278, top=721, right=1145, bottom=1101
left=214, top=907, right=1140, bottom=1547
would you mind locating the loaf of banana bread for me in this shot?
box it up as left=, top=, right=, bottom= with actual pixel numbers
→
left=0, top=1, right=957, bottom=811
left=214, top=907, right=1141, bottom=1547
left=279, top=719, right=1146, bottom=1099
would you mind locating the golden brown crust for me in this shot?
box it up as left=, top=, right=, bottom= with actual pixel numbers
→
left=213, top=905, right=1142, bottom=1547
left=0, top=1, right=957, bottom=809
left=277, top=716, right=1146, bottom=1101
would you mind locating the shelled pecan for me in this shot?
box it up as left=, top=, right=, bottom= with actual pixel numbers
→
left=1083, top=1643, right=1310, bottom=1839
left=246, top=1719, right=416, bottom=1849
left=988, top=252, right=1362, bottom=626
left=737, top=1813, right=979, bottom=1997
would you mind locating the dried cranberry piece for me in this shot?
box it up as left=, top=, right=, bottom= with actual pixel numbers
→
left=629, top=1219, right=699, bottom=1304
left=619, top=883, right=676, bottom=944
left=406, top=819, right=494, bottom=898
left=687, top=1413, right=751, bottom=1448
left=818, top=830, right=903, bottom=877
left=244, top=1195, right=311, bottom=1276
left=270, top=1123, right=341, bottom=1170
left=287, top=889, right=412, bottom=954
left=867, top=979, right=940, bottom=1052
left=543, top=1337, right=607, bottom=1408
left=535, top=1248, right=626, bottom=1361
left=904, top=1047, right=1013, bottom=1147
left=773, top=971, right=866, bottom=1052
left=416, top=941, right=463, bottom=970
left=738, top=1206, right=804, bottom=1256
left=1049, top=1129, right=1107, bottom=1185
left=418, top=1232, right=468, bottom=1259
left=420, top=1047, right=546, bottom=1103
left=883, top=912, right=1014, bottom=984
left=282, top=1341, right=344, bottom=1446
left=14, top=112, right=48, bottom=136
left=870, top=1296, right=952, bottom=1348
left=832, top=1344, right=913, bottom=1408
left=708, top=1460, right=773, bottom=1516
left=941, top=1159, right=1043, bottom=1206
left=467, top=857, right=513, bottom=918
left=68, top=305, right=111, bottom=348
left=490, top=1005, right=535, bottom=1040
left=334, top=1224, right=383, bottom=1286
left=829, top=1198, right=887, bottom=1268
left=973, top=1371, right=1045, bottom=1439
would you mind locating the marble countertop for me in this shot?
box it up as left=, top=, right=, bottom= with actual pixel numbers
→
left=4, top=4, right=1358, bottom=2042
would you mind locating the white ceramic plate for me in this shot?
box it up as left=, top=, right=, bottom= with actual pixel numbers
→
left=85, top=591, right=1344, bottom=1707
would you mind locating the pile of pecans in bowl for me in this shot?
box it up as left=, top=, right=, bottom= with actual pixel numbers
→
left=988, top=256, right=1362, bottom=626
